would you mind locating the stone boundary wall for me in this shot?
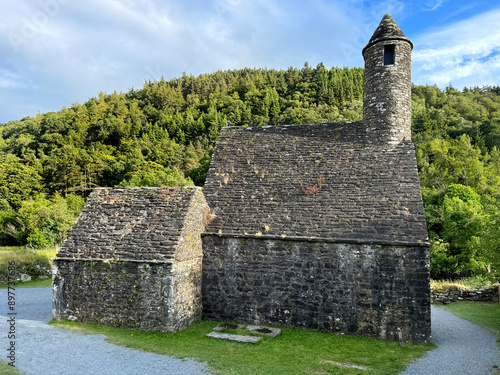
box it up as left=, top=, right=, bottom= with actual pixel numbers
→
left=202, top=235, right=431, bottom=343
left=431, top=286, right=500, bottom=304
left=0, top=263, right=51, bottom=284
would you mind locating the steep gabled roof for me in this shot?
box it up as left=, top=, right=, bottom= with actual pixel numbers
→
left=203, top=123, right=429, bottom=245
left=363, top=14, right=413, bottom=55
left=57, top=187, right=206, bottom=261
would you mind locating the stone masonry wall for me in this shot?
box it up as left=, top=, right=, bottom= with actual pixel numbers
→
left=202, top=235, right=430, bottom=343
left=53, top=260, right=172, bottom=330
left=170, top=257, right=203, bottom=330
left=53, top=258, right=202, bottom=332
left=431, top=286, right=500, bottom=304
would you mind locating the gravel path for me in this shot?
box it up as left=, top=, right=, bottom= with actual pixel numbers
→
left=1, top=288, right=210, bottom=375
left=400, top=306, right=500, bottom=375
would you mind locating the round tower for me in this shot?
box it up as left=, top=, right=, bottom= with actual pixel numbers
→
left=362, top=14, right=413, bottom=145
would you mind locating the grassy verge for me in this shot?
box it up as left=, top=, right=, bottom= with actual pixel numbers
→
left=431, top=277, right=498, bottom=291
left=0, top=361, right=25, bottom=375
left=51, top=320, right=435, bottom=375
left=0, top=247, right=24, bottom=253
left=0, top=246, right=57, bottom=264
left=438, top=302, right=500, bottom=343
left=0, top=278, right=52, bottom=289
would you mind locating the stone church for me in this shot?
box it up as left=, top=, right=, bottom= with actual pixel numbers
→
left=53, top=14, right=431, bottom=343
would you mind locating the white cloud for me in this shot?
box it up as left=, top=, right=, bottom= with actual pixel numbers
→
left=417, top=55, right=500, bottom=88
left=423, top=0, right=446, bottom=12
left=412, top=8, right=500, bottom=87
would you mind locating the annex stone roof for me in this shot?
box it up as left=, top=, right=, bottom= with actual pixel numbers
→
left=203, top=122, right=429, bottom=246
left=57, top=186, right=206, bottom=261
left=363, top=13, right=413, bottom=54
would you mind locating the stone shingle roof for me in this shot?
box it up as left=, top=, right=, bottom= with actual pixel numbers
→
left=203, top=123, right=429, bottom=245
left=57, top=187, right=205, bottom=261
left=363, top=13, right=413, bottom=54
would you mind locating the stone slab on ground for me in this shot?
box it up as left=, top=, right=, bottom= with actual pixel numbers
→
left=247, top=325, right=282, bottom=337
left=206, top=332, right=261, bottom=343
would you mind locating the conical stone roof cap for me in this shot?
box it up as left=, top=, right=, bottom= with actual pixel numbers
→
left=362, top=14, right=413, bottom=56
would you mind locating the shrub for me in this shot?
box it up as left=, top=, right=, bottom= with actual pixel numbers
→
left=0, top=194, right=83, bottom=248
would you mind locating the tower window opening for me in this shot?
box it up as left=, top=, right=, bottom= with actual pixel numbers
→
left=384, top=45, right=395, bottom=65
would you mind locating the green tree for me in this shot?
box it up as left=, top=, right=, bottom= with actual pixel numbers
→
left=119, top=161, right=193, bottom=187
left=0, top=154, right=43, bottom=209
left=430, top=184, right=488, bottom=278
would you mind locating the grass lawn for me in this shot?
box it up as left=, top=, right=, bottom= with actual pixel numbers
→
left=438, top=302, right=500, bottom=343
left=0, top=277, right=52, bottom=289
left=51, top=319, right=435, bottom=375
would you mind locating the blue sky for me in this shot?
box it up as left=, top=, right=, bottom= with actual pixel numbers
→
left=1, top=0, right=499, bottom=123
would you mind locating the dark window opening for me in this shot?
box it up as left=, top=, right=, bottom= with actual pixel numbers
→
left=384, top=45, right=395, bottom=65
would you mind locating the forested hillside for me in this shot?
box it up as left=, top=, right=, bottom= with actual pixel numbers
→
left=0, top=63, right=498, bottom=280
